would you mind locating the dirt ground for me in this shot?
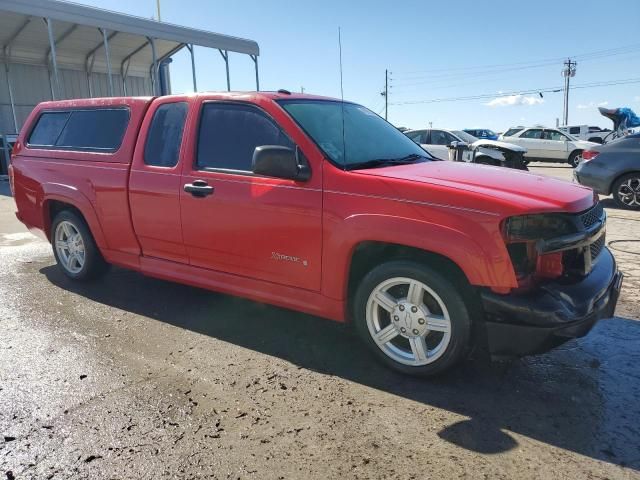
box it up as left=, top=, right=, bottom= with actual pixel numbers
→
left=1, top=164, right=639, bottom=480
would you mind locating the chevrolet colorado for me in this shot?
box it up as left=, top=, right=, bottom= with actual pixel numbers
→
left=9, top=92, right=623, bottom=376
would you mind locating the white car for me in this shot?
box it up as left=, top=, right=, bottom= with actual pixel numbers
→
left=405, top=128, right=526, bottom=166
left=500, top=127, right=599, bottom=167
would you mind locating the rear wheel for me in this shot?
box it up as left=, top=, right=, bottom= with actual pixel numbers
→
left=353, top=260, right=472, bottom=376
left=52, top=210, right=109, bottom=280
left=612, top=173, right=640, bottom=210
left=568, top=150, right=583, bottom=168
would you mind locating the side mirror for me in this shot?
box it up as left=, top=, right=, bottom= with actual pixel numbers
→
left=252, top=145, right=311, bottom=181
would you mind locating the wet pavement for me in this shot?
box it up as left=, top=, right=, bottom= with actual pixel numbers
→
left=1, top=169, right=639, bottom=479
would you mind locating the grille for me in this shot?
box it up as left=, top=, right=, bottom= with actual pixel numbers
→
left=590, top=234, right=606, bottom=260
left=581, top=202, right=604, bottom=229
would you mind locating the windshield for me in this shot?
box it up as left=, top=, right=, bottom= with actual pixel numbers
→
left=278, top=100, right=431, bottom=168
left=452, top=130, right=478, bottom=143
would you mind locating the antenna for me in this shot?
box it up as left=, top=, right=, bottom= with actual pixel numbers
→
left=338, top=27, right=346, bottom=169
left=338, top=27, right=344, bottom=101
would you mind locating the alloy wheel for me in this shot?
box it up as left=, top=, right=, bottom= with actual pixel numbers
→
left=365, top=277, right=452, bottom=366
left=617, top=177, right=640, bottom=207
left=54, top=221, right=86, bottom=274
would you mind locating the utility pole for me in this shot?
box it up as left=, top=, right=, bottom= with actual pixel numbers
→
left=380, top=69, right=389, bottom=120
left=300, top=86, right=305, bottom=93
left=561, top=58, right=576, bottom=125
left=156, top=0, right=161, bottom=21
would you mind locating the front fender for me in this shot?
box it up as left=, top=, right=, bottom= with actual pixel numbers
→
left=322, top=213, right=517, bottom=301
left=40, top=183, right=107, bottom=249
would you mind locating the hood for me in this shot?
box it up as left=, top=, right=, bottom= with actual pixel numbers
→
left=354, top=161, right=595, bottom=214
left=574, top=140, right=600, bottom=149
left=471, top=139, right=527, bottom=152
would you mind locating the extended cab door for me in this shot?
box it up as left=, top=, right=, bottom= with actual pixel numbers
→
left=129, top=97, right=192, bottom=263
left=179, top=99, right=322, bottom=291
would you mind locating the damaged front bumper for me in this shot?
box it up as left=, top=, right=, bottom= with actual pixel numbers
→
left=480, top=247, right=623, bottom=356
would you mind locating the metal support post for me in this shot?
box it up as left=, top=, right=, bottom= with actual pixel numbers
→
left=44, top=18, right=60, bottom=99
left=2, top=51, right=18, bottom=133
left=219, top=49, right=230, bottom=91
left=1, top=129, right=11, bottom=176
left=148, top=37, right=158, bottom=95
left=187, top=44, right=197, bottom=91
left=250, top=54, right=259, bottom=91
left=100, top=28, right=114, bottom=96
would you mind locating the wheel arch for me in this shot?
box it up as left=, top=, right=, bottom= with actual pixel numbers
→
left=610, top=170, right=640, bottom=197
left=42, top=189, right=107, bottom=249
left=347, top=242, right=471, bottom=306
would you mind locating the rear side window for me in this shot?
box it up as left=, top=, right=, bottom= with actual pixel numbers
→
left=197, top=103, right=293, bottom=172
left=144, top=102, right=188, bottom=167
left=28, top=108, right=129, bottom=152
left=28, top=112, right=70, bottom=146
left=569, top=127, right=580, bottom=134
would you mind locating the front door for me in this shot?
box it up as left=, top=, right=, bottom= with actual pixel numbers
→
left=541, top=129, right=571, bottom=160
left=424, top=130, right=456, bottom=160
left=180, top=101, right=322, bottom=291
left=516, top=128, right=544, bottom=158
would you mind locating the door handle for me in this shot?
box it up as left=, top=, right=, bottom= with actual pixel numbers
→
left=184, top=180, right=214, bottom=197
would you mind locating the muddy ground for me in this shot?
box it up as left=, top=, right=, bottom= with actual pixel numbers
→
left=1, top=164, right=639, bottom=479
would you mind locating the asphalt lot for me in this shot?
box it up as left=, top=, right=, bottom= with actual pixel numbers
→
left=1, top=163, right=639, bottom=479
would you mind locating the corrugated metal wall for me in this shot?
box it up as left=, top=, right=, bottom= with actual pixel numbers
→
left=0, top=62, right=151, bottom=135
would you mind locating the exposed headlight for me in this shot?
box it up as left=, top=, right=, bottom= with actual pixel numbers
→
left=502, top=214, right=577, bottom=242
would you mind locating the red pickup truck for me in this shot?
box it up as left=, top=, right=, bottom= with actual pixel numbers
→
left=9, top=92, right=623, bottom=376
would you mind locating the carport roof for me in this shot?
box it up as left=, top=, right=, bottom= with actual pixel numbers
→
left=0, top=0, right=259, bottom=76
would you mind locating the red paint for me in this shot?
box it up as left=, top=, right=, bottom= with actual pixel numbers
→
left=11, top=92, right=596, bottom=323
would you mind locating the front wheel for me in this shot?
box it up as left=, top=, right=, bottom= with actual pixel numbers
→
left=353, top=261, right=472, bottom=376
left=568, top=151, right=583, bottom=168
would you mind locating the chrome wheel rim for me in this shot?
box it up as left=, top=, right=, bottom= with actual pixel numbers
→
left=571, top=153, right=582, bottom=167
left=617, top=177, right=640, bottom=207
left=366, top=277, right=452, bottom=366
left=54, top=221, right=85, bottom=274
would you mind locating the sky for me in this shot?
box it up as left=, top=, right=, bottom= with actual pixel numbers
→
left=74, top=0, right=640, bottom=132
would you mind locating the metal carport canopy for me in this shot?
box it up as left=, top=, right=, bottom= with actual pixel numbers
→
left=0, top=0, right=260, bottom=98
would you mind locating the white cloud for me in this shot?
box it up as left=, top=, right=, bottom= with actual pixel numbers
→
left=484, top=94, right=544, bottom=107
left=577, top=101, right=609, bottom=110
left=634, top=96, right=640, bottom=102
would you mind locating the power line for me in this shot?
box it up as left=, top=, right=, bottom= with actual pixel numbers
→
left=390, top=77, right=640, bottom=105
left=392, top=42, right=640, bottom=78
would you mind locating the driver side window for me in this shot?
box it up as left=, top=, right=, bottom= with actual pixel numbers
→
left=431, top=130, right=456, bottom=145
left=521, top=129, right=543, bottom=139
left=545, top=130, right=569, bottom=141
left=196, top=103, right=293, bottom=171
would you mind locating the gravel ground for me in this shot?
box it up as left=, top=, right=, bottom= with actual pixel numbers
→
left=1, top=164, right=639, bottom=480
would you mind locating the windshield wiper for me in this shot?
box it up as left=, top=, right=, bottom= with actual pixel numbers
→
left=345, top=153, right=429, bottom=171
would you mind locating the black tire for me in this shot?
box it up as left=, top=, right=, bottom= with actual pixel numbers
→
left=51, top=210, right=109, bottom=280
left=612, top=173, right=640, bottom=210
left=568, top=150, right=583, bottom=168
left=353, top=260, right=472, bottom=377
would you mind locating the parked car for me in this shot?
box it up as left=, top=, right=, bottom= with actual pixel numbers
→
left=463, top=128, right=499, bottom=140
left=500, top=127, right=599, bottom=167
left=574, top=133, right=640, bottom=210
left=9, top=93, right=622, bottom=377
left=559, top=125, right=611, bottom=144
left=405, top=128, right=527, bottom=168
